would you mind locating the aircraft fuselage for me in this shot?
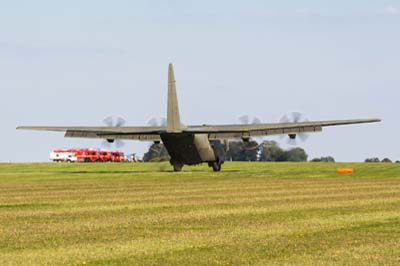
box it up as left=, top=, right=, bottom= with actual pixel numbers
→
left=161, top=133, right=223, bottom=167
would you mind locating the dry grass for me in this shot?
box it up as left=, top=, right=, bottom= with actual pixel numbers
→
left=0, top=162, right=399, bottom=265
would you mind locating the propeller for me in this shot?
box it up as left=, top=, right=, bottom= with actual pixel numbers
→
left=146, top=117, right=166, bottom=145
left=102, top=116, right=126, bottom=148
left=238, top=115, right=262, bottom=125
left=238, top=115, right=263, bottom=143
left=147, top=117, right=167, bottom=127
left=279, top=112, right=309, bottom=145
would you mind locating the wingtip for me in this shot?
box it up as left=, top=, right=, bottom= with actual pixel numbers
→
left=360, top=118, right=382, bottom=123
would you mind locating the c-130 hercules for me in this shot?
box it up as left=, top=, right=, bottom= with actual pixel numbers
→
left=18, top=64, right=381, bottom=172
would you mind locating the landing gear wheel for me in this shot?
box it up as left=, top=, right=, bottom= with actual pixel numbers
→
left=173, top=164, right=183, bottom=172
left=212, top=162, right=222, bottom=172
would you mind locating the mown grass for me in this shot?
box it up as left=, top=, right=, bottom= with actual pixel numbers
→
left=0, top=162, right=399, bottom=266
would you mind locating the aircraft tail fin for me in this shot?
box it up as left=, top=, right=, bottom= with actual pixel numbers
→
left=166, top=63, right=183, bottom=133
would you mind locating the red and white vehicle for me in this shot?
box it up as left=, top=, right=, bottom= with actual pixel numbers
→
left=111, top=151, right=125, bottom=162
left=98, top=151, right=125, bottom=162
left=75, top=149, right=101, bottom=162
left=50, top=149, right=78, bottom=163
left=99, top=151, right=112, bottom=162
left=51, top=149, right=126, bottom=163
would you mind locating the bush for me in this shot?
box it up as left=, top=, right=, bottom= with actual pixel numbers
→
left=365, top=158, right=380, bottom=163
left=310, top=156, right=335, bottom=163
left=381, top=158, right=392, bottom=163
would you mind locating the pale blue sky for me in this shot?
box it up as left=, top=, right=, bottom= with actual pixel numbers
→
left=2, top=1, right=399, bottom=162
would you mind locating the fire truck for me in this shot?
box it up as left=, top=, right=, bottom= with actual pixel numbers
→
left=75, top=149, right=101, bottom=162
left=111, top=151, right=125, bottom=162
left=50, top=149, right=126, bottom=163
left=50, top=149, right=78, bottom=163
left=99, top=151, right=112, bottom=162
left=95, top=151, right=125, bottom=162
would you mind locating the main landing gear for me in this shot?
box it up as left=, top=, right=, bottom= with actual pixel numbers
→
left=173, top=163, right=183, bottom=172
left=170, top=160, right=223, bottom=172
left=170, top=160, right=184, bottom=172
left=208, top=160, right=223, bottom=172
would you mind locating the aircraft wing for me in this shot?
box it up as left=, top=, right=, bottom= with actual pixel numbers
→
left=185, top=118, right=381, bottom=140
left=16, top=126, right=163, bottom=141
left=17, top=118, right=381, bottom=141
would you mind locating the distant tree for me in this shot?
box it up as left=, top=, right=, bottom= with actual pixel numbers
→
left=381, top=158, right=392, bottom=163
left=259, top=141, right=308, bottom=162
left=310, top=156, right=335, bottom=163
left=365, top=157, right=380, bottom=163
left=259, top=141, right=284, bottom=162
left=226, top=140, right=259, bottom=161
left=285, top=148, right=308, bottom=162
left=324, top=156, right=335, bottom=162
left=396, top=161, right=400, bottom=164
left=225, top=141, right=242, bottom=161
left=143, top=143, right=170, bottom=162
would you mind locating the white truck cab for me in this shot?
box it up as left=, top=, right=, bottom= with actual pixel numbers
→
left=50, top=150, right=78, bottom=163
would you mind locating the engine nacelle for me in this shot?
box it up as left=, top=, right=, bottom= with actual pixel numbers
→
left=106, top=139, right=115, bottom=143
left=288, top=134, right=297, bottom=140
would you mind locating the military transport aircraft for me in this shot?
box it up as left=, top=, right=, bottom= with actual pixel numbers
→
left=18, top=64, right=381, bottom=172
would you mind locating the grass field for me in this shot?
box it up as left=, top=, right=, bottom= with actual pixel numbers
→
left=0, top=162, right=399, bottom=266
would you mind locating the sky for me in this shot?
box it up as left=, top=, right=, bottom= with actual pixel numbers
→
left=1, top=0, right=399, bottom=162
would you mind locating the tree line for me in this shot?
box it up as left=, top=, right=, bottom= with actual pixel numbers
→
left=142, top=141, right=399, bottom=163
left=365, top=157, right=400, bottom=163
left=143, top=140, right=310, bottom=162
